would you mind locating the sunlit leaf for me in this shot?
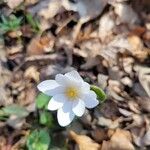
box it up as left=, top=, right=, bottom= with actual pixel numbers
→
left=90, top=85, right=107, bottom=101
left=36, top=93, right=51, bottom=109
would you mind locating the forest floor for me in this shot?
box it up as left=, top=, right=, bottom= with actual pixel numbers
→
left=0, top=0, right=150, bottom=149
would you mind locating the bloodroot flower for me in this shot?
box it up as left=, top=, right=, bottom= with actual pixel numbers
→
left=37, top=70, right=99, bottom=127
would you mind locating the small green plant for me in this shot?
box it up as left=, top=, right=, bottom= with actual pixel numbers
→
left=26, top=13, right=40, bottom=33
left=0, top=15, right=22, bottom=34
left=26, top=129, right=51, bottom=150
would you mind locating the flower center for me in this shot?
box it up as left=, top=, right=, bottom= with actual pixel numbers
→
left=65, top=87, right=78, bottom=100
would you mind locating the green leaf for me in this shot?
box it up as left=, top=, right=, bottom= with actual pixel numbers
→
left=26, top=13, right=40, bottom=32
left=36, top=93, right=51, bottom=109
left=26, top=129, right=51, bottom=150
left=39, top=111, right=54, bottom=127
left=2, top=104, right=29, bottom=118
left=90, top=85, right=107, bottom=101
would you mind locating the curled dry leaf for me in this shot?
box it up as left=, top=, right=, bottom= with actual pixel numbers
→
left=69, top=131, right=100, bottom=150
left=107, top=80, right=124, bottom=101
left=24, top=66, right=40, bottom=82
left=101, top=129, right=135, bottom=150
left=27, top=34, right=55, bottom=56
left=128, top=35, right=149, bottom=60
left=97, top=116, right=120, bottom=129
left=98, top=74, right=108, bottom=90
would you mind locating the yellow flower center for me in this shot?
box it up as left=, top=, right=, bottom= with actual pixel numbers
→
left=65, top=87, right=78, bottom=100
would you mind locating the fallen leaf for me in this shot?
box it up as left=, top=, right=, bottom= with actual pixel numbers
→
left=6, top=0, right=23, bottom=9
left=137, top=97, right=150, bottom=113
left=97, top=116, right=120, bottom=129
left=69, top=131, right=100, bottom=150
left=6, top=115, right=25, bottom=129
left=91, top=128, right=108, bottom=143
left=134, top=65, right=150, bottom=97
left=62, top=0, right=108, bottom=20
left=27, top=34, right=55, bottom=55
left=113, top=2, right=139, bottom=25
left=99, top=12, right=115, bottom=40
left=128, top=35, right=149, bottom=60
left=143, top=128, right=150, bottom=146
left=39, top=0, right=63, bottom=19
left=101, top=129, right=135, bottom=150
left=24, top=66, right=40, bottom=82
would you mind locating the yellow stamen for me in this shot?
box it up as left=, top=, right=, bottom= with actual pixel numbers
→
left=65, top=87, right=78, bottom=100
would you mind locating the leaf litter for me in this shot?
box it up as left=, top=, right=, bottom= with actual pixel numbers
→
left=0, top=0, right=150, bottom=149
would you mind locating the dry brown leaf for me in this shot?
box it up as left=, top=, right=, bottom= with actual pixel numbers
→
left=24, top=66, right=40, bottom=82
left=38, top=0, right=63, bottom=19
left=97, top=116, right=120, bottom=129
left=62, top=0, right=108, bottom=42
left=101, top=129, right=135, bottom=150
left=27, top=34, right=55, bottom=55
left=128, top=35, right=149, bottom=60
left=98, top=74, right=108, bottom=90
left=69, top=131, right=100, bottom=150
left=122, top=57, right=134, bottom=74
left=91, top=128, right=108, bottom=143
left=137, top=97, right=150, bottom=113
left=107, top=80, right=125, bottom=101
left=134, top=65, right=150, bottom=98
left=6, top=0, right=23, bottom=9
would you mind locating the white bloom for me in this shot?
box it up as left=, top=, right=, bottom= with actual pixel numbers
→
left=37, top=70, right=99, bottom=127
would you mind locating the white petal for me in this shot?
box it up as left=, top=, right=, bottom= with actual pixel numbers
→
left=57, top=102, right=75, bottom=127
left=83, top=91, right=99, bottom=108
left=47, top=94, right=66, bottom=111
left=65, top=70, right=83, bottom=81
left=81, top=82, right=90, bottom=92
left=56, top=73, right=81, bottom=87
left=72, top=99, right=85, bottom=117
left=46, top=86, right=64, bottom=96
left=55, top=74, right=69, bottom=86
left=37, top=80, right=59, bottom=95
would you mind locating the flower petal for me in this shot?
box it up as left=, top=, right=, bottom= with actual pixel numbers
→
left=65, top=70, right=83, bottom=81
left=72, top=99, right=85, bottom=117
left=83, top=91, right=99, bottom=108
left=81, top=82, right=90, bottom=92
left=37, top=80, right=59, bottom=95
left=57, top=102, right=75, bottom=126
left=47, top=94, right=67, bottom=111
left=56, top=73, right=81, bottom=87
left=55, top=74, right=69, bottom=86
left=46, top=86, right=64, bottom=96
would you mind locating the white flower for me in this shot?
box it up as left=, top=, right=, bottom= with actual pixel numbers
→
left=37, top=70, right=99, bottom=127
